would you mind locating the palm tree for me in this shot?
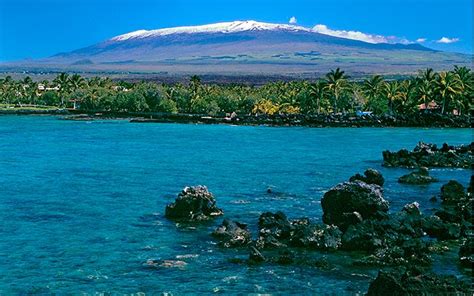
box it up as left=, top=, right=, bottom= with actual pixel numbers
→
left=415, top=68, right=437, bottom=111
left=434, top=72, right=462, bottom=114
left=452, top=66, right=473, bottom=114
left=69, top=74, right=86, bottom=91
left=416, top=82, right=432, bottom=111
left=362, top=75, right=385, bottom=112
left=363, top=75, right=385, bottom=99
left=384, top=81, right=401, bottom=114
left=307, top=81, right=326, bottom=114
left=53, top=73, right=70, bottom=106
left=189, top=75, right=202, bottom=112
left=88, top=76, right=101, bottom=87
left=392, top=79, right=416, bottom=114
left=324, top=68, right=349, bottom=114
left=419, top=68, right=436, bottom=84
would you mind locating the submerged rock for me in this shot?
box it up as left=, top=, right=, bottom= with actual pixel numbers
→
left=248, top=246, right=266, bottom=263
left=366, top=269, right=471, bottom=296
left=212, top=219, right=251, bottom=248
left=146, top=259, right=188, bottom=269
left=321, top=181, right=388, bottom=231
left=398, top=167, right=438, bottom=185
left=165, top=186, right=223, bottom=222
left=276, top=249, right=294, bottom=265
left=349, top=168, right=385, bottom=186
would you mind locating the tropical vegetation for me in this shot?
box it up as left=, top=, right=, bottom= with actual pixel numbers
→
left=0, top=66, right=472, bottom=116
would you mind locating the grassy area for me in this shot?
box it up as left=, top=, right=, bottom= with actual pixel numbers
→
left=0, top=104, right=60, bottom=111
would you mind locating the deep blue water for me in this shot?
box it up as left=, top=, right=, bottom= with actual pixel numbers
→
left=0, top=115, right=471, bottom=295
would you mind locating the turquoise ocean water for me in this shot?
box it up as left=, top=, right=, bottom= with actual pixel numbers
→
left=0, top=116, right=471, bottom=294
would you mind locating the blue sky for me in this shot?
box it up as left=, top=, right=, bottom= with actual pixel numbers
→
left=0, top=0, right=472, bottom=61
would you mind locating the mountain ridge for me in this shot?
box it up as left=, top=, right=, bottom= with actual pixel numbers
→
left=1, top=20, right=471, bottom=77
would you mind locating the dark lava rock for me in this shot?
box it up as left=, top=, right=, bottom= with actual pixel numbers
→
left=258, top=211, right=293, bottom=242
left=366, top=269, right=471, bottom=296
left=249, top=246, right=266, bottom=263
left=459, top=237, right=473, bottom=268
left=212, top=219, right=251, bottom=248
left=290, top=224, right=342, bottom=250
left=321, top=181, right=389, bottom=231
left=398, top=167, right=438, bottom=185
left=441, top=180, right=466, bottom=205
left=349, top=168, right=385, bottom=186
left=438, top=180, right=473, bottom=233
left=255, top=211, right=342, bottom=251
left=165, top=186, right=223, bottom=222
left=382, top=142, right=472, bottom=168
left=342, top=220, right=386, bottom=252
left=402, top=202, right=422, bottom=216
left=354, top=238, right=431, bottom=267
left=422, top=215, right=461, bottom=240
left=432, top=180, right=473, bottom=239
left=343, top=202, right=433, bottom=266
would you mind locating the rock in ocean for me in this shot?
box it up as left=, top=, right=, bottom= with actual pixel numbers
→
left=165, top=186, right=223, bottom=221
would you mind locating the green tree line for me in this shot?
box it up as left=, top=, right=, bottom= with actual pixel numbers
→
left=0, top=67, right=472, bottom=115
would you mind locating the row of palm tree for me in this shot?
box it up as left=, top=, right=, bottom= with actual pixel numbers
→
left=0, top=66, right=471, bottom=115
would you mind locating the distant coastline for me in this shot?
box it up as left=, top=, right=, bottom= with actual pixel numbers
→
left=1, top=67, right=471, bottom=129
left=1, top=109, right=469, bottom=128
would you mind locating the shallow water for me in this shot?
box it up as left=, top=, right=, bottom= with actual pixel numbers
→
left=0, top=116, right=471, bottom=294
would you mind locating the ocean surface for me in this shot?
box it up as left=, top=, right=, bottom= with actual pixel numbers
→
left=0, top=115, right=471, bottom=295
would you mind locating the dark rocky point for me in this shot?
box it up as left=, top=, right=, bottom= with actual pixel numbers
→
left=383, top=142, right=472, bottom=168
left=165, top=186, right=223, bottom=221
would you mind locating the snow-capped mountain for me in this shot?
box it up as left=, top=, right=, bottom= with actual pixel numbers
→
left=111, top=21, right=311, bottom=41
left=3, top=20, right=471, bottom=77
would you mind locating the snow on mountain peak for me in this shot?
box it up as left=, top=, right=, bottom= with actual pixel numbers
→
left=111, top=20, right=310, bottom=41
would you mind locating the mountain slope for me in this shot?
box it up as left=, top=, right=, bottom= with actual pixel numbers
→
left=2, top=21, right=471, bottom=77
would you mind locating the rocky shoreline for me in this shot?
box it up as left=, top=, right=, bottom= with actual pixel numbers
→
left=1, top=109, right=470, bottom=128
left=55, top=111, right=471, bottom=128
left=128, top=112, right=472, bottom=128
left=159, top=160, right=472, bottom=294
left=383, top=142, right=473, bottom=169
